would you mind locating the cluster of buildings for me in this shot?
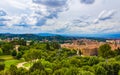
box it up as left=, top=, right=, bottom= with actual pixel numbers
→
left=61, top=39, right=120, bottom=56
left=1, top=37, right=120, bottom=56
left=0, top=37, right=24, bottom=42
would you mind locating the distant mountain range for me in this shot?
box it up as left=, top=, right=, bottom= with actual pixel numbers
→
left=0, top=33, right=120, bottom=41
left=37, top=33, right=58, bottom=36
left=38, top=33, right=120, bottom=39
left=76, top=33, right=120, bottom=39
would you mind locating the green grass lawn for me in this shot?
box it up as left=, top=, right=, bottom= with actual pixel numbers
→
left=0, top=55, right=25, bottom=70
left=4, top=60, right=20, bottom=69
left=23, top=62, right=33, bottom=67
left=0, top=55, right=14, bottom=60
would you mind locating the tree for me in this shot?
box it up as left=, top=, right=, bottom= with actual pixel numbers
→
left=30, top=61, right=45, bottom=72
left=11, top=50, right=17, bottom=56
left=30, top=70, right=46, bottom=75
left=111, top=62, right=120, bottom=75
left=16, top=67, right=28, bottom=75
left=115, top=55, right=120, bottom=61
left=99, top=62, right=114, bottom=75
left=119, top=70, right=120, bottom=75
left=65, top=67, right=79, bottom=75
left=67, top=50, right=76, bottom=56
left=115, top=48, right=120, bottom=56
left=16, top=52, right=22, bottom=59
left=0, top=62, right=5, bottom=71
left=9, top=65, right=17, bottom=75
left=23, top=49, right=42, bottom=61
left=79, top=70, right=95, bottom=75
left=18, top=46, right=29, bottom=51
left=1, top=43, right=13, bottom=54
left=98, top=44, right=111, bottom=58
left=0, top=41, right=5, bottom=47
left=11, top=39, right=26, bottom=46
left=88, top=56, right=99, bottom=66
left=18, top=39, right=26, bottom=46
left=93, top=65, right=107, bottom=75
left=46, top=42, right=50, bottom=50
left=0, top=48, right=3, bottom=55
left=82, top=66, right=94, bottom=73
left=53, top=69, right=64, bottom=75
left=45, top=68, right=53, bottom=75
left=52, top=42, right=60, bottom=49
left=69, top=57, right=80, bottom=67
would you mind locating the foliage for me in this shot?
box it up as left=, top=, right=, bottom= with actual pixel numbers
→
left=0, top=62, right=5, bottom=71
left=119, top=70, right=120, bottom=75
left=0, top=48, right=3, bottom=55
left=23, top=49, right=42, bottom=61
left=46, top=42, right=51, bottom=50
left=0, top=41, right=120, bottom=75
left=53, top=69, right=64, bottom=75
left=93, top=65, right=107, bottom=75
left=16, top=67, right=28, bottom=75
left=4, top=59, right=21, bottom=70
left=10, top=39, right=26, bottom=46
left=30, top=61, right=45, bottom=72
left=1, top=43, right=14, bottom=55
left=79, top=70, right=95, bottom=75
left=115, top=48, right=120, bottom=56
left=9, top=65, right=17, bottom=75
left=65, top=67, right=79, bottom=75
left=11, top=50, right=17, bottom=56
left=0, top=55, right=14, bottom=61
left=88, top=56, right=99, bottom=66
left=30, top=69, right=46, bottom=75
left=115, top=55, right=120, bottom=61
left=16, top=52, right=22, bottom=59
left=18, top=45, right=30, bottom=51
left=98, top=44, right=112, bottom=58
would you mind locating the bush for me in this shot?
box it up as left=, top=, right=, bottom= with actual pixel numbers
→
left=16, top=68, right=28, bottom=75
left=93, top=65, right=107, bottom=75
left=18, top=46, right=29, bottom=51
left=1, top=43, right=14, bottom=55
left=119, top=70, right=120, bottom=75
left=9, top=65, right=17, bottom=75
left=0, top=62, right=5, bottom=71
left=79, top=70, right=95, bottom=75
left=16, top=52, right=22, bottom=59
left=65, top=67, right=79, bottom=75
left=11, top=50, right=17, bottom=56
left=115, top=55, right=120, bottom=61
left=53, top=69, right=64, bottom=75
left=88, top=56, right=99, bottom=66
left=0, top=48, right=3, bottom=55
left=30, top=61, right=45, bottom=72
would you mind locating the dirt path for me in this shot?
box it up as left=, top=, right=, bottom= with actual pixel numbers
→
left=17, top=62, right=29, bottom=70
left=16, top=59, right=38, bottom=70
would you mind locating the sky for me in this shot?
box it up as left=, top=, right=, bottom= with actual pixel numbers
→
left=0, top=0, right=120, bottom=35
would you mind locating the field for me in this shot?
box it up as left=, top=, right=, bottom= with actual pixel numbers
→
left=0, top=55, right=24, bottom=70
left=0, top=55, right=13, bottom=60
left=23, top=62, right=33, bottom=67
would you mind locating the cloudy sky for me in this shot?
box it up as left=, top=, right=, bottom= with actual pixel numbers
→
left=0, top=0, right=120, bottom=35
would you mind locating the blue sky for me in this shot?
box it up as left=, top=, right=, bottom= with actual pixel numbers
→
left=0, top=0, right=120, bottom=34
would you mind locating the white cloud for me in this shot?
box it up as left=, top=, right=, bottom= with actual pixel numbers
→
left=80, top=0, right=95, bottom=4
left=0, top=0, right=120, bottom=34
left=94, top=10, right=117, bottom=24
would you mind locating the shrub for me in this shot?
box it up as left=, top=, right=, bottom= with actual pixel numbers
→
left=11, top=50, right=17, bottom=56
left=0, top=62, right=5, bottom=71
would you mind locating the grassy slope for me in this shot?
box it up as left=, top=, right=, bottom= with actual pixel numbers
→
left=0, top=55, right=13, bottom=60
left=0, top=55, right=24, bottom=70
left=23, top=62, right=33, bottom=67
